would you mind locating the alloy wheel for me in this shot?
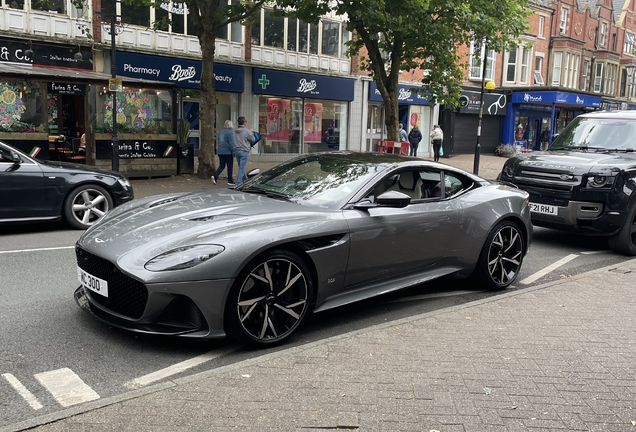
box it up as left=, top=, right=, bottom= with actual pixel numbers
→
left=487, top=225, right=523, bottom=286
left=236, top=258, right=309, bottom=342
left=71, top=189, right=110, bottom=227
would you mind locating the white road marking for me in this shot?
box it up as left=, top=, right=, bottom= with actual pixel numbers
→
left=0, top=246, right=75, bottom=255
left=520, top=253, right=579, bottom=285
left=125, top=346, right=238, bottom=389
left=34, top=368, right=100, bottom=407
left=2, top=373, right=43, bottom=410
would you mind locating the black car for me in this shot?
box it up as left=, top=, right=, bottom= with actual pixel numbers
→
left=0, top=141, right=134, bottom=229
left=499, top=111, right=636, bottom=255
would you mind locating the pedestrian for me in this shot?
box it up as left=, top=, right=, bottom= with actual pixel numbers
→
left=234, top=116, right=254, bottom=186
left=430, top=125, right=444, bottom=162
left=399, top=123, right=408, bottom=142
left=407, top=124, right=422, bottom=157
left=212, top=119, right=235, bottom=186
left=540, top=126, right=550, bottom=151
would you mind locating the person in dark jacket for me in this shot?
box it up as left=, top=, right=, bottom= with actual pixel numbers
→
left=212, top=120, right=235, bottom=186
left=407, top=125, right=422, bottom=157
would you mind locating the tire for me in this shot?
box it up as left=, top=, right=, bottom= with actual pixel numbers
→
left=608, top=203, right=636, bottom=256
left=225, top=250, right=313, bottom=346
left=473, top=220, right=524, bottom=290
left=63, top=185, right=114, bottom=230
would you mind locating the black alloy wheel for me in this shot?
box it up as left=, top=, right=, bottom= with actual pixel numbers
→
left=226, top=250, right=313, bottom=346
left=475, top=221, right=524, bottom=290
left=608, top=203, right=636, bottom=256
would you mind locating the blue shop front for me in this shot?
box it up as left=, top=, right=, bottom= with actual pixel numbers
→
left=251, top=67, right=355, bottom=157
left=367, top=82, right=431, bottom=155
left=505, top=91, right=601, bottom=151
left=95, top=51, right=244, bottom=175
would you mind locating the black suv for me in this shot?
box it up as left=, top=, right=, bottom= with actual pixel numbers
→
left=499, top=111, right=636, bottom=256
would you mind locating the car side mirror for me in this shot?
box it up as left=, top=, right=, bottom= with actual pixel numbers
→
left=10, top=150, right=21, bottom=165
left=376, top=190, right=411, bottom=208
left=247, top=168, right=260, bottom=178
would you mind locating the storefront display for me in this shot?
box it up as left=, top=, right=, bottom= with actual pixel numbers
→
left=252, top=68, right=354, bottom=156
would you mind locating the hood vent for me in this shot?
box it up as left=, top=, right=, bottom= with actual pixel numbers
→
left=149, top=196, right=180, bottom=208
left=190, top=215, right=217, bottom=222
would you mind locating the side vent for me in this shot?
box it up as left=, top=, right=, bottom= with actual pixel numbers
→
left=149, top=197, right=179, bottom=208
left=296, top=233, right=347, bottom=251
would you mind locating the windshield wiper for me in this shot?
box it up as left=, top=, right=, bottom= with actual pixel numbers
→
left=240, top=186, right=295, bottom=202
left=555, top=145, right=604, bottom=151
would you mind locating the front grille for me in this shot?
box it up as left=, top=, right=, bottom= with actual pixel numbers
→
left=156, top=296, right=208, bottom=330
left=76, top=247, right=148, bottom=319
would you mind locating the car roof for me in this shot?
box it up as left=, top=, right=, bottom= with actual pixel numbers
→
left=578, top=110, right=636, bottom=120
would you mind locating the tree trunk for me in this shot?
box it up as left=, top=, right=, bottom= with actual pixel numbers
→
left=197, top=28, right=217, bottom=179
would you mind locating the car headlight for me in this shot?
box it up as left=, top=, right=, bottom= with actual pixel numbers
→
left=118, top=177, right=132, bottom=189
left=502, top=165, right=514, bottom=178
left=145, top=244, right=225, bottom=271
left=586, top=175, right=614, bottom=188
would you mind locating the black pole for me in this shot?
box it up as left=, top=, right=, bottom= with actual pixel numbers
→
left=473, top=42, right=488, bottom=176
left=110, top=0, right=119, bottom=172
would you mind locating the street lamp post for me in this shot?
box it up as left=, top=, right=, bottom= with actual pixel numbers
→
left=625, top=61, right=636, bottom=109
left=104, top=0, right=123, bottom=171
left=473, top=43, right=495, bottom=175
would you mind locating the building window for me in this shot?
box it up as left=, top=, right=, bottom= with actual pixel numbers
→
left=469, top=40, right=495, bottom=80
left=121, top=2, right=149, bottom=27
left=594, top=62, right=604, bottom=93
left=572, top=55, right=580, bottom=89
left=31, top=0, right=66, bottom=14
left=287, top=18, right=297, bottom=51
left=506, top=48, right=517, bottom=82
left=581, top=59, right=589, bottom=91
left=605, top=63, right=617, bottom=95
left=552, top=52, right=562, bottom=85
left=559, top=7, right=568, bottom=34
left=534, top=55, right=544, bottom=84
left=7, top=0, right=25, bottom=9
left=600, top=22, right=607, bottom=47
left=625, top=33, right=635, bottom=54
left=263, top=9, right=284, bottom=48
left=321, top=20, right=340, bottom=57
left=341, top=25, right=350, bottom=58
left=520, top=47, right=530, bottom=84
left=563, top=53, right=571, bottom=87
left=538, top=16, right=545, bottom=37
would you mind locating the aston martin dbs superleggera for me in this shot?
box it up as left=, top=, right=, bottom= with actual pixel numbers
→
left=74, top=152, right=532, bottom=346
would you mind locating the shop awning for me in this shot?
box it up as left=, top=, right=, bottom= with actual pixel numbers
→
left=0, top=63, right=174, bottom=87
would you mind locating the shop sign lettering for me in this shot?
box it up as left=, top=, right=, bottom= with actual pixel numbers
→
left=0, top=46, right=33, bottom=64
left=48, top=82, right=86, bottom=95
left=118, top=141, right=157, bottom=158
left=297, top=79, right=318, bottom=94
left=169, top=64, right=197, bottom=82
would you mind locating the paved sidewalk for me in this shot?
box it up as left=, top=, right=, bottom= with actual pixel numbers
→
left=9, top=258, right=636, bottom=432
left=129, top=153, right=507, bottom=199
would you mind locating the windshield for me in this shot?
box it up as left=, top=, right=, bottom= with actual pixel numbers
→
left=551, top=117, right=636, bottom=151
left=237, top=154, right=385, bottom=209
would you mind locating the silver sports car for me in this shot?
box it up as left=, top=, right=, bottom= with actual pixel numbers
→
left=74, top=152, right=532, bottom=346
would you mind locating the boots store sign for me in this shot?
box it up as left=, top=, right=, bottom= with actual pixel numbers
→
left=0, top=38, right=93, bottom=70
left=116, top=51, right=243, bottom=92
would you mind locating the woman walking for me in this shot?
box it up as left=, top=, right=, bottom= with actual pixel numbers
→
left=212, top=120, right=235, bottom=186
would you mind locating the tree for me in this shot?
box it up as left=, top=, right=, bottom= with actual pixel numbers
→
left=276, top=0, right=531, bottom=141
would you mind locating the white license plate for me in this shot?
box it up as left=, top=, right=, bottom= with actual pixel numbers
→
left=529, top=202, right=559, bottom=215
left=77, top=267, right=109, bottom=297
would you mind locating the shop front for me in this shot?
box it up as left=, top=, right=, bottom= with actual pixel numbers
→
left=506, top=91, right=601, bottom=151
left=0, top=38, right=94, bottom=162
left=367, top=82, right=432, bottom=154
left=107, top=51, right=244, bottom=175
left=440, top=87, right=507, bottom=156
left=251, top=67, right=354, bottom=161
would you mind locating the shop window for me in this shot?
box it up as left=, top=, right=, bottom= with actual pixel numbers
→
left=256, top=96, right=348, bottom=154
left=321, top=20, right=339, bottom=57
left=31, top=0, right=66, bottom=14
left=287, top=18, right=297, bottom=51
left=0, top=80, right=46, bottom=133
left=121, top=2, right=149, bottom=27
left=96, top=88, right=172, bottom=135
left=263, top=9, right=284, bottom=48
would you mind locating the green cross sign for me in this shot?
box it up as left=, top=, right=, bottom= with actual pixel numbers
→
left=258, top=74, right=270, bottom=89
